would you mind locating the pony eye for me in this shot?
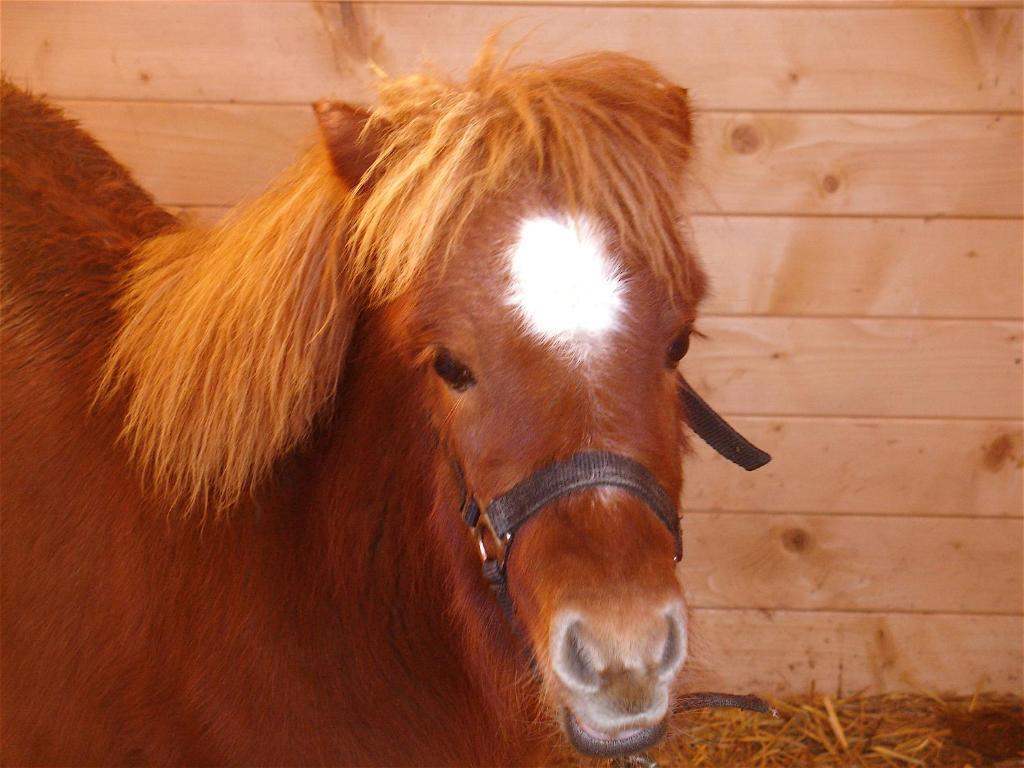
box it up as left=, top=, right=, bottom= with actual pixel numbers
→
left=667, top=330, right=691, bottom=365
left=433, top=348, right=476, bottom=392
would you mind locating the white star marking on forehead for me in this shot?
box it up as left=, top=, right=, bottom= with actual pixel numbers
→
left=506, top=215, right=625, bottom=358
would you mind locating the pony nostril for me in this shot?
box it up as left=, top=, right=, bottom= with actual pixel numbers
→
left=557, top=621, right=600, bottom=691
left=658, top=611, right=687, bottom=677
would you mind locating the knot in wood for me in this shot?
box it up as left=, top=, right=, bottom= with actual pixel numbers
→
left=781, top=527, right=811, bottom=553
left=730, top=124, right=762, bottom=155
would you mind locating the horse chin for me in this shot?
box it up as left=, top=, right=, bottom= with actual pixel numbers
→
left=560, top=708, right=667, bottom=758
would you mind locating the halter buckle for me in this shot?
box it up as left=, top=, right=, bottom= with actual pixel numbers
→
left=474, top=513, right=511, bottom=568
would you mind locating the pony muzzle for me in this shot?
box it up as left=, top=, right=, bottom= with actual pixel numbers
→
left=549, top=604, right=686, bottom=756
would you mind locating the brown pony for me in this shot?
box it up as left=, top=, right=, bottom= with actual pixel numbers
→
left=2, top=49, right=723, bottom=765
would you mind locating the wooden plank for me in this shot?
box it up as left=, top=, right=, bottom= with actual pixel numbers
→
left=9, top=0, right=1023, bottom=6
left=688, top=316, right=1023, bottom=418
left=689, top=112, right=1022, bottom=217
left=167, top=206, right=230, bottom=226
left=681, top=513, right=1023, bottom=612
left=682, top=417, right=1024, bottom=517
left=54, top=100, right=1024, bottom=217
left=53, top=101, right=315, bottom=210
left=172, top=208, right=1024, bottom=319
left=4, top=3, right=1021, bottom=112
left=693, top=216, right=1024, bottom=319
left=689, top=608, right=1024, bottom=695
left=102, top=0, right=1024, bottom=8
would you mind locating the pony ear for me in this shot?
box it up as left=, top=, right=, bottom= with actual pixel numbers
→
left=313, top=101, right=384, bottom=190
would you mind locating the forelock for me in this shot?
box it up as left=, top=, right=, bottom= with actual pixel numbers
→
left=348, top=48, right=705, bottom=310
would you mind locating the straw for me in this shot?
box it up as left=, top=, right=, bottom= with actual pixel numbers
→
left=561, top=692, right=1023, bottom=767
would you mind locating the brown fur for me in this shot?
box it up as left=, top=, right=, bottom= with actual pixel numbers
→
left=1, top=48, right=707, bottom=766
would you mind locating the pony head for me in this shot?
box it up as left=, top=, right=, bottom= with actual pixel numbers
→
left=106, top=48, right=707, bottom=757
left=326, top=50, right=707, bottom=755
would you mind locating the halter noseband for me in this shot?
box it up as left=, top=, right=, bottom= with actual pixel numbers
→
left=456, top=375, right=771, bottom=627
left=460, top=451, right=681, bottom=624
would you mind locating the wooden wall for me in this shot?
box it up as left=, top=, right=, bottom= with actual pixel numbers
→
left=3, top=1, right=1022, bottom=697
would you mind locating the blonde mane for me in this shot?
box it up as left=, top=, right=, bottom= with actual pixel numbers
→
left=102, top=49, right=703, bottom=511
left=355, top=48, right=700, bottom=301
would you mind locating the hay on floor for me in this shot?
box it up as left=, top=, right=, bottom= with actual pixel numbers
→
left=649, top=692, right=1023, bottom=767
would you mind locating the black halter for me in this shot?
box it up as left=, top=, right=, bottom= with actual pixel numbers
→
left=456, top=375, right=771, bottom=627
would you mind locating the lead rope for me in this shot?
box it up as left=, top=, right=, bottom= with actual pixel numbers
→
left=609, top=693, right=780, bottom=768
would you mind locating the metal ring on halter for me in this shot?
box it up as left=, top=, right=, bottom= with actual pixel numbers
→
left=474, top=514, right=512, bottom=566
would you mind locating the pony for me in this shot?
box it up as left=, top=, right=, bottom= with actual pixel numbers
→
left=1, top=48, right=742, bottom=765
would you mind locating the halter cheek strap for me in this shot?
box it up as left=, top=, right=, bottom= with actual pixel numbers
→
left=677, top=375, right=770, bottom=471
